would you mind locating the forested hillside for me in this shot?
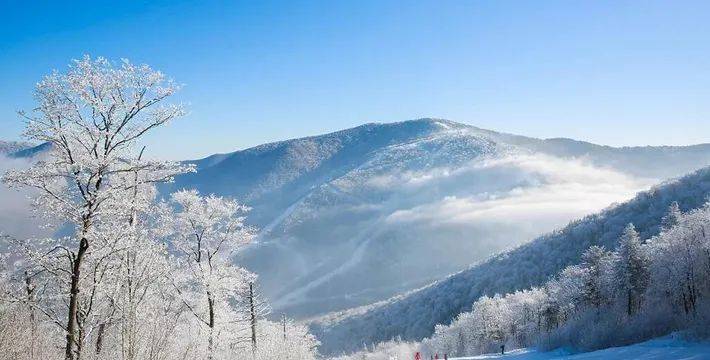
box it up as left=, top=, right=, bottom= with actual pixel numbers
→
left=420, top=201, right=710, bottom=356
left=312, top=166, right=710, bottom=355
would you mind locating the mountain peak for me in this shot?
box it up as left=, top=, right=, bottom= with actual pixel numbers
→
left=364, top=118, right=469, bottom=131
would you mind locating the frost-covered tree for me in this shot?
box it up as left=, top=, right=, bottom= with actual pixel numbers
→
left=104, top=182, right=180, bottom=360
left=1, top=56, right=189, bottom=360
left=545, top=265, right=586, bottom=326
left=0, top=56, right=324, bottom=360
left=405, top=201, right=710, bottom=358
left=0, top=239, right=48, bottom=360
left=248, top=318, right=319, bottom=360
left=161, top=190, right=255, bottom=359
left=647, top=203, right=710, bottom=316
left=661, top=201, right=682, bottom=231
left=614, top=223, right=650, bottom=316
left=0, top=56, right=325, bottom=360
left=330, top=339, right=418, bottom=360
left=240, top=281, right=271, bottom=352
left=332, top=199, right=710, bottom=359
left=580, top=246, right=613, bottom=310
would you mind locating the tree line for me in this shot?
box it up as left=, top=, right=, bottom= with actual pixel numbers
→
left=421, top=200, right=710, bottom=356
left=335, top=200, right=710, bottom=360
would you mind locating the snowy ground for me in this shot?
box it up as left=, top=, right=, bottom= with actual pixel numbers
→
left=448, top=336, right=710, bottom=360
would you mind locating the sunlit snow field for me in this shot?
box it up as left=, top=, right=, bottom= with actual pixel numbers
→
left=449, top=336, right=710, bottom=360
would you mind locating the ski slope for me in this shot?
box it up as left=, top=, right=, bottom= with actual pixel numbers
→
left=448, top=336, right=710, bottom=360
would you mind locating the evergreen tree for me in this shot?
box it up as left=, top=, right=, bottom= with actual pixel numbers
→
left=661, top=201, right=682, bottom=231
left=615, top=223, right=650, bottom=316
left=580, top=246, right=612, bottom=309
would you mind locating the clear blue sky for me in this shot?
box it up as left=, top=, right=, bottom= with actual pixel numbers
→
left=1, top=0, right=709, bottom=160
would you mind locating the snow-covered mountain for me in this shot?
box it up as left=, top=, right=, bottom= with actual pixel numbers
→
left=165, top=119, right=710, bottom=320
left=310, top=166, right=710, bottom=355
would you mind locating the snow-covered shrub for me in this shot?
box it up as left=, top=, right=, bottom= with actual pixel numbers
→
left=331, top=338, right=420, bottom=360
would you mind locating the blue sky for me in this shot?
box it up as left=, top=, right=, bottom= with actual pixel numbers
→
left=1, top=0, right=709, bottom=160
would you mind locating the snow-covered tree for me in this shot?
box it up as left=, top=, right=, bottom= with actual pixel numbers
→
left=1, top=56, right=189, bottom=360
left=248, top=318, right=319, bottom=360
left=579, top=246, right=613, bottom=310
left=240, top=281, right=271, bottom=352
left=614, top=223, right=650, bottom=316
left=661, top=201, right=682, bottom=231
left=330, top=339, right=418, bottom=360
left=359, top=200, right=710, bottom=359
left=160, top=189, right=255, bottom=359
left=0, top=56, right=324, bottom=360
left=104, top=183, right=181, bottom=360
left=647, top=203, right=710, bottom=316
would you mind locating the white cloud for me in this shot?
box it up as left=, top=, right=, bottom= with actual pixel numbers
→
left=385, top=154, right=652, bottom=230
left=0, top=155, right=51, bottom=239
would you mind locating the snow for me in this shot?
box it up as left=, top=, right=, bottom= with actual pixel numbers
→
left=434, top=121, right=452, bottom=129
left=258, top=195, right=308, bottom=238
left=448, top=336, right=710, bottom=360
left=272, top=215, right=385, bottom=309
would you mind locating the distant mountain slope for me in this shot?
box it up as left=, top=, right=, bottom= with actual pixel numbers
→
left=164, top=119, right=709, bottom=320
left=0, top=141, right=34, bottom=156
left=168, top=119, right=470, bottom=224
left=466, top=126, right=710, bottom=179
left=8, top=142, right=51, bottom=158
left=310, top=166, right=710, bottom=355
left=167, top=119, right=524, bottom=315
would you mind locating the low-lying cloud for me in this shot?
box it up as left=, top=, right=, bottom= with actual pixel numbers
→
left=0, top=155, right=51, bottom=239
left=385, top=154, right=652, bottom=232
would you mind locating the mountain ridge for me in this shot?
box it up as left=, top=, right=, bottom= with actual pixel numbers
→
left=183, top=118, right=710, bottom=180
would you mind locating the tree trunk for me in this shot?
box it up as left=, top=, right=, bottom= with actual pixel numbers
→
left=207, top=292, right=215, bottom=360
left=25, top=271, right=36, bottom=360
left=282, top=313, right=286, bottom=341
left=627, top=290, right=633, bottom=316
left=64, top=237, right=89, bottom=360
left=95, top=323, right=105, bottom=355
left=249, top=283, right=257, bottom=352
left=207, top=329, right=214, bottom=360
